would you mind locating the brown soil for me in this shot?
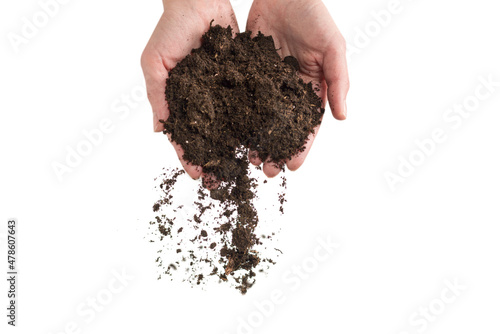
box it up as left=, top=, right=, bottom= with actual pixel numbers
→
left=150, top=24, right=323, bottom=294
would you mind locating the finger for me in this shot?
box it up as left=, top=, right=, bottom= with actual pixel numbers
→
left=263, top=159, right=282, bottom=178
left=323, top=40, right=350, bottom=120
left=166, top=133, right=202, bottom=180
left=248, top=150, right=262, bottom=166
left=286, top=124, right=320, bottom=171
left=141, top=49, right=169, bottom=132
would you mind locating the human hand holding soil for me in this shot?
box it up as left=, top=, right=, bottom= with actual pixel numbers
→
left=141, top=0, right=239, bottom=179
left=143, top=1, right=344, bottom=291
left=142, top=0, right=349, bottom=182
left=246, top=0, right=350, bottom=177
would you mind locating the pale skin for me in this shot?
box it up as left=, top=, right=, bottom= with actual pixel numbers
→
left=141, top=0, right=349, bottom=181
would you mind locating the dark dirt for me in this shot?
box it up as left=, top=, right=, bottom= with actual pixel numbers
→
left=149, top=24, right=323, bottom=294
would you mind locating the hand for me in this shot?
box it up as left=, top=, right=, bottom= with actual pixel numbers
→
left=141, top=0, right=239, bottom=180
left=246, top=0, right=350, bottom=177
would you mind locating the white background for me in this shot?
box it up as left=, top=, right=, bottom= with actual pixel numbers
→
left=1, top=0, right=500, bottom=333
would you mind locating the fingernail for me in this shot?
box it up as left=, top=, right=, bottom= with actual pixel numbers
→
left=343, top=101, right=348, bottom=119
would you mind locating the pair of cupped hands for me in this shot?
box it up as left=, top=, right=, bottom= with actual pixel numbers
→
left=141, top=0, right=349, bottom=183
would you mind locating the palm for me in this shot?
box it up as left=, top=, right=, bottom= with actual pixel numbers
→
left=142, top=0, right=238, bottom=179
left=246, top=0, right=349, bottom=176
left=248, top=1, right=335, bottom=102
left=153, top=2, right=238, bottom=71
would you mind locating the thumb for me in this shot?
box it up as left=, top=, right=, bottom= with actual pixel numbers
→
left=141, top=51, right=169, bottom=132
